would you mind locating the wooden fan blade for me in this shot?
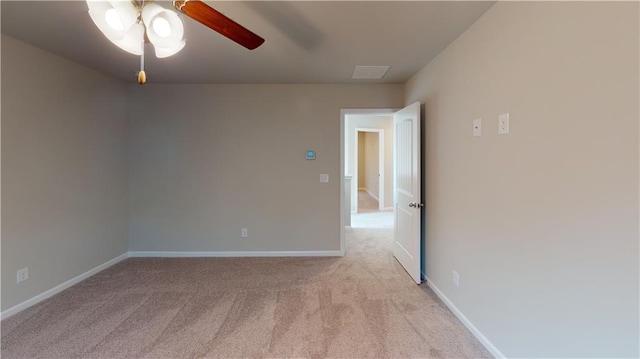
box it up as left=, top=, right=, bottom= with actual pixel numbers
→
left=174, top=0, right=265, bottom=50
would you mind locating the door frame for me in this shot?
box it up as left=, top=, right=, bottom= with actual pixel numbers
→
left=354, top=128, right=385, bottom=212
left=340, top=108, right=396, bottom=255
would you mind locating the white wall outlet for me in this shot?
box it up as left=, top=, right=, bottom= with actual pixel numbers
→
left=241, top=228, right=248, bottom=238
left=320, top=174, right=329, bottom=183
left=17, top=267, right=29, bottom=283
left=452, top=270, right=460, bottom=288
left=473, top=118, right=482, bottom=137
left=499, top=113, right=510, bottom=134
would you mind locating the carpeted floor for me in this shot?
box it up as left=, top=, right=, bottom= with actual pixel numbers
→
left=1, top=220, right=491, bottom=359
left=351, top=210, right=393, bottom=229
left=357, top=190, right=380, bottom=213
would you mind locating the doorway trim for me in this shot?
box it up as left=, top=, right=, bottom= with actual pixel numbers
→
left=340, top=108, right=397, bottom=255
left=354, top=128, right=385, bottom=212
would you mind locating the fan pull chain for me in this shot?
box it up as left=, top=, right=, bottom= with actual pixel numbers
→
left=137, top=37, right=147, bottom=85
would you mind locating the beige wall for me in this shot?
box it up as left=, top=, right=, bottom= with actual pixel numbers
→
left=345, top=115, right=394, bottom=212
left=405, top=2, right=639, bottom=357
left=363, top=132, right=379, bottom=199
left=128, top=84, right=402, bottom=253
left=1, top=35, right=129, bottom=311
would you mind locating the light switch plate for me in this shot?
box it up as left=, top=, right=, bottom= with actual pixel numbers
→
left=499, top=113, right=510, bottom=134
left=452, top=270, right=460, bottom=287
left=473, top=118, right=482, bottom=137
left=320, top=174, right=329, bottom=183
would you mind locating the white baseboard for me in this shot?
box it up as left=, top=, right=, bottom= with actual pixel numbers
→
left=128, top=250, right=344, bottom=258
left=1, top=253, right=129, bottom=320
left=383, top=207, right=394, bottom=211
left=425, top=277, right=506, bottom=359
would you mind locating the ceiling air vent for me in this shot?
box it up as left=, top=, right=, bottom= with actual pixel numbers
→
left=351, top=65, right=390, bottom=80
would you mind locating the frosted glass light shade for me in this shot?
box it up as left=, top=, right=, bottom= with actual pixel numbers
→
left=153, top=40, right=186, bottom=58
left=115, top=22, right=145, bottom=55
left=105, top=8, right=124, bottom=30
left=141, top=3, right=185, bottom=58
left=87, top=0, right=142, bottom=55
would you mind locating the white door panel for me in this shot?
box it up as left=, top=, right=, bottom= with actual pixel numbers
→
left=393, top=102, right=421, bottom=284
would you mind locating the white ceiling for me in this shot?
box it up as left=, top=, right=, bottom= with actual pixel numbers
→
left=1, top=1, right=494, bottom=84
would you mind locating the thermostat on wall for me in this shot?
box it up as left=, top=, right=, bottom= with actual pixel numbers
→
left=306, top=150, right=316, bottom=160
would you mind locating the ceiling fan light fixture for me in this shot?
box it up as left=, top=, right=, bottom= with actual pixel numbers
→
left=87, top=0, right=137, bottom=40
left=87, top=0, right=142, bottom=55
left=87, top=0, right=264, bottom=83
left=142, top=3, right=185, bottom=53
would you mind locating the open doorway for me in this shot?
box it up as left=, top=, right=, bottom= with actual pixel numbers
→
left=341, top=111, right=394, bottom=233
left=339, top=104, right=422, bottom=283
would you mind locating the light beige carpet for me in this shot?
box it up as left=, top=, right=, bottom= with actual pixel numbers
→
left=1, top=224, right=491, bottom=359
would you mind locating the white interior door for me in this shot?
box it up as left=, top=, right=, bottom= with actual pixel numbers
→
left=393, top=102, right=422, bottom=284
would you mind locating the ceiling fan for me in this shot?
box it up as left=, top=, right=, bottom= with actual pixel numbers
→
left=86, top=0, right=265, bottom=84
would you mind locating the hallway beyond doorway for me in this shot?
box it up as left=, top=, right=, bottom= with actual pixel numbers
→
left=358, top=189, right=380, bottom=213
left=352, top=190, right=393, bottom=229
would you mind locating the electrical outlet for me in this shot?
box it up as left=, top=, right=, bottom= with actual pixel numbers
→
left=452, top=270, right=460, bottom=288
left=17, top=267, right=29, bottom=284
left=241, top=228, right=248, bottom=238
left=473, top=118, right=482, bottom=137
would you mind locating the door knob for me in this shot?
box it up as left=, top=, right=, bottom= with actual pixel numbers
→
left=408, top=202, right=424, bottom=208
